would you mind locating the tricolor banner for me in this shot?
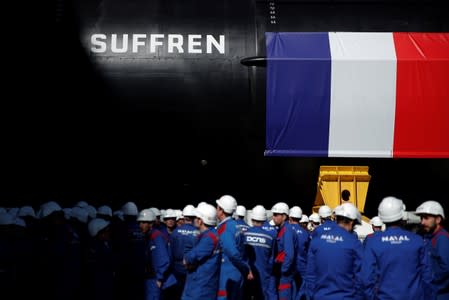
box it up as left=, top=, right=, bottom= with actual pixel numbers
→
left=265, top=32, right=449, bottom=158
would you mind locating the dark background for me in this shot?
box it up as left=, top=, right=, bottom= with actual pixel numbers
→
left=3, top=0, right=448, bottom=216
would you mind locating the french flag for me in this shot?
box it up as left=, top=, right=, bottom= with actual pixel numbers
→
left=265, top=32, right=449, bottom=158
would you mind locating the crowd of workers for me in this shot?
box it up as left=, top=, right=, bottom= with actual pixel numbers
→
left=0, top=196, right=448, bottom=300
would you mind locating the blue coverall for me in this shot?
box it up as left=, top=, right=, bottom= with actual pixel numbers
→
left=144, top=229, right=177, bottom=300
left=38, top=222, right=81, bottom=300
left=262, top=220, right=279, bottom=296
left=310, top=219, right=335, bottom=239
left=363, top=231, right=381, bottom=247
left=154, top=222, right=170, bottom=240
left=243, top=225, right=277, bottom=299
left=235, top=218, right=250, bottom=233
left=170, top=223, right=199, bottom=295
left=275, top=222, right=297, bottom=300
left=153, top=221, right=166, bottom=230
left=361, top=226, right=434, bottom=300
left=425, top=227, right=449, bottom=300
left=217, top=217, right=250, bottom=300
left=181, top=228, right=221, bottom=300
left=262, top=221, right=278, bottom=237
left=290, top=223, right=309, bottom=299
left=86, top=239, right=114, bottom=300
left=122, top=219, right=146, bottom=295
left=305, top=224, right=363, bottom=300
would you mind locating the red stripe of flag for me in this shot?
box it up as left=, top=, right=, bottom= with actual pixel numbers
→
left=393, top=33, right=449, bottom=158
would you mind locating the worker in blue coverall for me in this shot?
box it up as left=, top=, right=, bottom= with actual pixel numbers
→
left=288, top=206, right=309, bottom=300
left=305, top=203, right=364, bottom=300
left=36, top=202, right=81, bottom=300
left=163, top=209, right=178, bottom=235
left=216, top=195, right=251, bottom=300
left=416, top=201, right=449, bottom=300
left=299, top=215, right=309, bottom=231
left=170, top=205, right=200, bottom=298
left=243, top=205, right=277, bottom=300
left=363, top=216, right=384, bottom=247
left=235, top=205, right=250, bottom=233
left=182, top=203, right=221, bottom=300
left=310, top=205, right=335, bottom=239
left=262, top=218, right=278, bottom=238
left=118, top=202, right=145, bottom=300
left=272, top=202, right=297, bottom=300
left=138, top=209, right=177, bottom=300
left=150, top=208, right=170, bottom=240
left=86, top=218, right=114, bottom=300
left=262, top=209, right=279, bottom=297
left=361, top=197, right=435, bottom=300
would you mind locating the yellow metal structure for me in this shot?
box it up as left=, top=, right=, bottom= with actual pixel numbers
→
left=313, top=166, right=371, bottom=214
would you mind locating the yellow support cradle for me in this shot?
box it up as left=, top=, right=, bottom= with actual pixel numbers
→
left=313, top=166, right=371, bottom=215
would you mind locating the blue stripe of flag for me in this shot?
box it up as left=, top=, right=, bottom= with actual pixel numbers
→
left=265, top=32, right=332, bottom=157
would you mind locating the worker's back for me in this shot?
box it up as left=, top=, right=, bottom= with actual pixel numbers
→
left=361, top=226, right=433, bottom=300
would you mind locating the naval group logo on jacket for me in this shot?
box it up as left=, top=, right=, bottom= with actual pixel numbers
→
left=177, top=229, right=199, bottom=236
left=381, top=235, right=410, bottom=244
left=320, top=234, right=344, bottom=243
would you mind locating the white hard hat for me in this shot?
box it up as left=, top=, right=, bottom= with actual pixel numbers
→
left=216, top=195, right=238, bottom=214
left=113, top=210, right=124, bottom=221
left=175, top=210, right=184, bottom=221
left=318, top=205, right=332, bottom=218
left=402, top=210, right=409, bottom=221
left=76, top=201, right=89, bottom=208
left=72, top=207, right=89, bottom=223
left=182, top=205, right=196, bottom=217
left=251, top=205, right=267, bottom=221
left=335, top=203, right=361, bottom=224
left=332, top=205, right=341, bottom=215
left=18, top=206, right=36, bottom=218
left=15, top=218, right=26, bottom=228
left=271, top=202, right=289, bottom=215
left=333, top=205, right=343, bottom=216
left=137, top=209, right=156, bottom=222
left=195, top=203, right=217, bottom=226
left=97, top=205, right=112, bottom=217
left=86, top=205, right=97, bottom=219
left=300, top=215, right=309, bottom=223
left=309, top=213, right=321, bottom=223
left=378, top=196, right=405, bottom=223
left=236, top=205, right=246, bottom=217
left=406, top=212, right=421, bottom=224
left=370, top=216, right=384, bottom=227
left=63, top=208, right=73, bottom=220
left=40, top=201, right=62, bottom=218
left=289, top=206, right=303, bottom=219
left=122, top=202, right=138, bottom=216
left=197, top=202, right=208, bottom=211
left=164, top=209, right=177, bottom=219
left=0, top=213, right=15, bottom=225
left=149, top=207, right=161, bottom=217
left=416, top=200, right=445, bottom=219
left=88, top=218, right=110, bottom=237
